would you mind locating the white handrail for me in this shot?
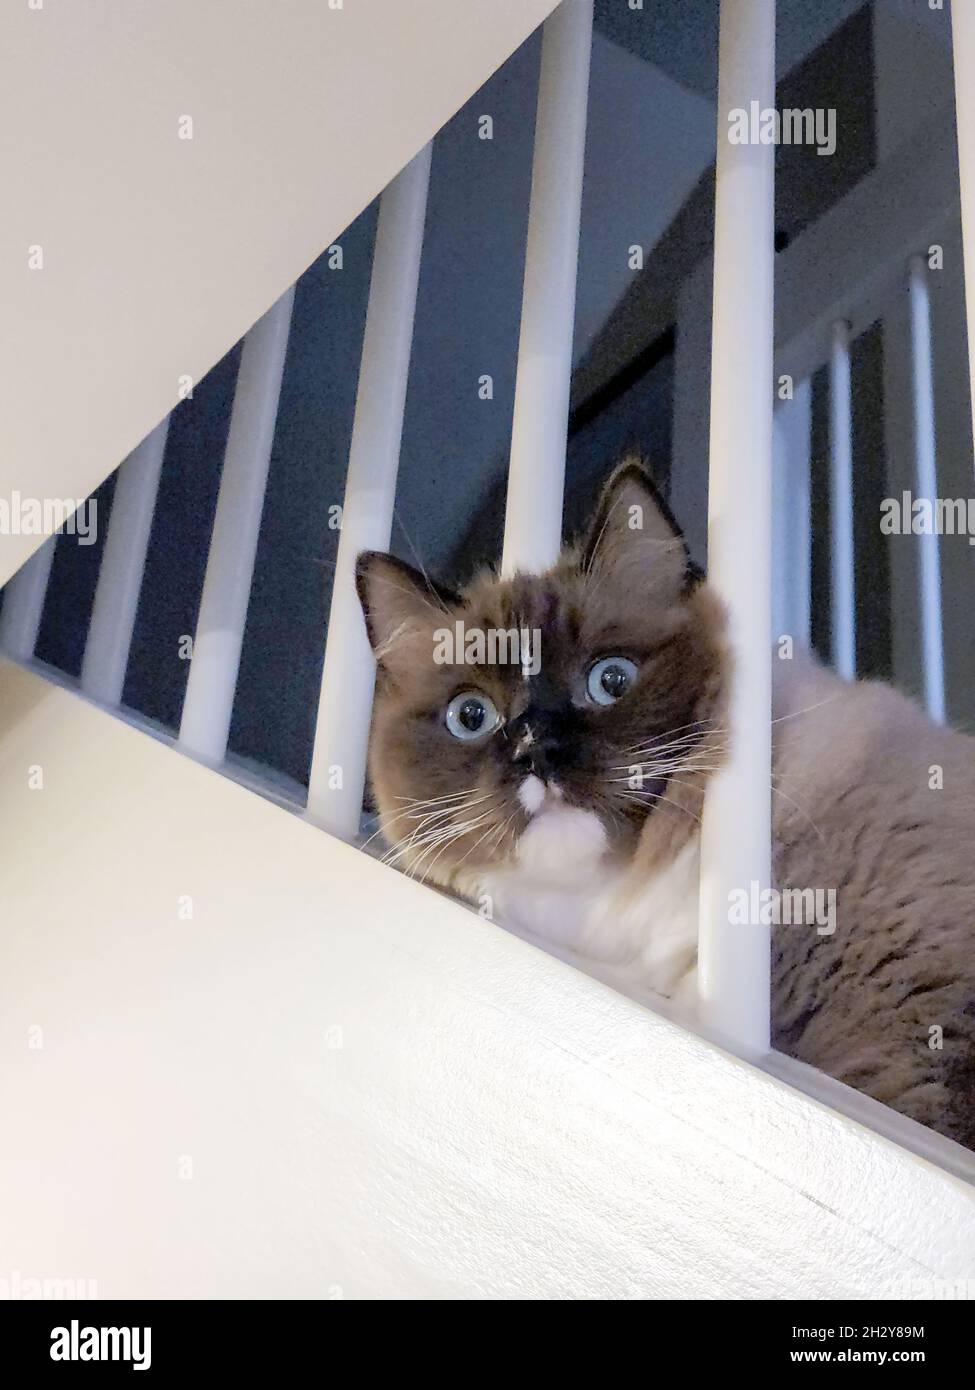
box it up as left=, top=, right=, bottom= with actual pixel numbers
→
left=81, top=417, right=170, bottom=706
left=306, top=144, right=433, bottom=840
left=500, top=0, right=593, bottom=577
left=698, top=0, right=775, bottom=1056
left=829, top=319, right=856, bottom=681
left=178, top=287, right=296, bottom=763
left=907, top=254, right=946, bottom=724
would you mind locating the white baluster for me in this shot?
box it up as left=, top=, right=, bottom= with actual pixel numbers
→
left=0, top=537, right=56, bottom=661
left=81, top=417, right=170, bottom=705
left=907, top=254, right=946, bottom=723
left=829, top=319, right=856, bottom=681
left=178, top=287, right=295, bottom=762
left=698, top=0, right=776, bottom=1056
left=771, top=379, right=812, bottom=649
left=500, top=0, right=593, bottom=577
left=306, top=144, right=433, bottom=839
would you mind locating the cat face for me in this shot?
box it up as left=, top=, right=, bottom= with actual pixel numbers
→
left=357, top=463, right=728, bottom=891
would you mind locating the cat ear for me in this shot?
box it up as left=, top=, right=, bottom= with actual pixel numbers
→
left=581, top=459, right=698, bottom=599
left=355, top=552, right=459, bottom=670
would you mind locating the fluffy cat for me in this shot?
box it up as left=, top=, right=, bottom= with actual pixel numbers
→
left=357, top=462, right=975, bottom=1148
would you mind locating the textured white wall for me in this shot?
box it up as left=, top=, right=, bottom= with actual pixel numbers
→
left=0, top=0, right=559, bottom=587
left=1, top=659, right=974, bottom=1298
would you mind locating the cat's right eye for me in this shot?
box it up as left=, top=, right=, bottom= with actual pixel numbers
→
left=444, top=691, right=502, bottom=742
left=586, top=655, right=638, bottom=706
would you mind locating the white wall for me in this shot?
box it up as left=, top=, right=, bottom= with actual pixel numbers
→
left=1, top=659, right=973, bottom=1298
left=0, top=0, right=559, bottom=587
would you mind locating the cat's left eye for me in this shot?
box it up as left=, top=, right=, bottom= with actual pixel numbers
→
left=587, top=656, right=638, bottom=706
left=445, top=690, right=502, bottom=742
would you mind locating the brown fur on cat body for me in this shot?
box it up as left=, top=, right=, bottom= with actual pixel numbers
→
left=357, top=461, right=975, bottom=1149
left=772, top=653, right=975, bottom=1148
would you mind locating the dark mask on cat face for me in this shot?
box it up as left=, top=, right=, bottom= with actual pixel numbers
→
left=357, top=462, right=728, bottom=889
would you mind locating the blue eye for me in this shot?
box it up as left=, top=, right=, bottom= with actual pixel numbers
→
left=587, top=656, right=638, bottom=706
left=445, top=691, right=501, bottom=741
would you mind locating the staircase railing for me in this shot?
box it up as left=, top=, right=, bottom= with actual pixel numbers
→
left=3, top=0, right=975, bottom=1079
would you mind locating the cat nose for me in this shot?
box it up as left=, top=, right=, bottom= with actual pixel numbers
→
left=510, top=715, right=562, bottom=779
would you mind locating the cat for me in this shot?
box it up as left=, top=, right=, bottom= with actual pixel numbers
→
left=356, top=460, right=975, bottom=1149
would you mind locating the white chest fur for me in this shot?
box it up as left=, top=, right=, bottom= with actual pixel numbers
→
left=476, top=803, right=700, bottom=1011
